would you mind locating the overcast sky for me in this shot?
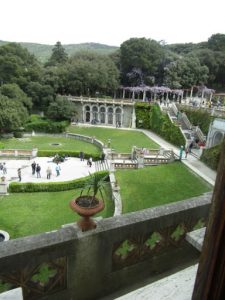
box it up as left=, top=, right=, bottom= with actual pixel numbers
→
left=1, top=0, right=225, bottom=46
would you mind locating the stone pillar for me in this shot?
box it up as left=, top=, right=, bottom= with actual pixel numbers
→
left=82, top=105, right=85, bottom=123
left=132, top=91, right=135, bottom=100
left=142, top=90, right=146, bottom=102
left=131, top=107, right=136, bottom=129
left=122, top=89, right=125, bottom=99
left=105, top=106, right=108, bottom=125
left=190, top=87, right=193, bottom=100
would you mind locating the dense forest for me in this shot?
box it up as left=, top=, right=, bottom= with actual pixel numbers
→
left=0, top=33, right=225, bottom=132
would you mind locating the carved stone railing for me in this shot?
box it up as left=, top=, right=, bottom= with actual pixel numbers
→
left=0, top=149, right=37, bottom=159
left=0, top=193, right=212, bottom=300
left=192, top=126, right=206, bottom=142
left=181, top=112, right=192, bottom=130
left=171, top=102, right=178, bottom=116
left=67, top=96, right=134, bottom=106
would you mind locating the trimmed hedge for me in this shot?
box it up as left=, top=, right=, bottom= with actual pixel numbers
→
left=136, top=103, right=185, bottom=147
left=135, top=102, right=151, bottom=129
left=8, top=171, right=109, bottom=193
left=200, top=143, right=222, bottom=170
left=37, top=150, right=100, bottom=161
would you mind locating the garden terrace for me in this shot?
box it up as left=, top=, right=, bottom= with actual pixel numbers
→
left=0, top=192, right=211, bottom=300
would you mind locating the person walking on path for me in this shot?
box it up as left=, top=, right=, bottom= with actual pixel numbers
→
left=2, top=163, right=7, bottom=175
left=185, top=146, right=189, bottom=158
left=189, top=141, right=194, bottom=153
left=55, top=163, right=61, bottom=176
left=179, top=145, right=184, bottom=161
left=36, top=164, right=41, bottom=178
left=79, top=151, right=84, bottom=161
left=87, top=157, right=92, bottom=167
left=101, top=152, right=105, bottom=164
left=46, top=166, right=52, bottom=179
left=17, top=168, right=22, bottom=182
left=31, top=161, right=36, bottom=175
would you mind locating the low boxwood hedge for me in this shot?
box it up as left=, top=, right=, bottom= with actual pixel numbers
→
left=8, top=171, right=109, bottom=193
left=37, top=150, right=100, bottom=161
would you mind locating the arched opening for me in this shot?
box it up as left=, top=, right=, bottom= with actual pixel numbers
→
left=100, top=107, right=106, bottom=124
left=115, top=107, right=122, bottom=126
left=213, top=131, right=223, bottom=147
left=108, top=107, right=113, bottom=125
left=92, top=106, right=98, bottom=124
left=85, top=106, right=90, bottom=122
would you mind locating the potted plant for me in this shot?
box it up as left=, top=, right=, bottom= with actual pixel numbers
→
left=69, top=172, right=109, bottom=231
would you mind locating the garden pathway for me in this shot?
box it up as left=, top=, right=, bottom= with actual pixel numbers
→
left=0, top=157, right=97, bottom=184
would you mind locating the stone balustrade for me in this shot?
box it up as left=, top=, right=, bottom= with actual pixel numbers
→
left=0, top=149, right=37, bottom=159
left=0, top=192, right=212, bottom=300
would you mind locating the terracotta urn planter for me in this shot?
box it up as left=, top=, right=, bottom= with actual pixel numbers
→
left=70, top=196, right=105, bottom=231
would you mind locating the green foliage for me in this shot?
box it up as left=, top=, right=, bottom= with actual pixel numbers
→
left=0, top=142, right=4, bottom=149
left=136, top=104, right=185, bottom=147
left=180, top=107, right=212, bottom=135
left=9, top=171, right=108, bottom=193
left=46, top=95, right=76, bottom=121
left=164, top=54, right=209, bottom=88
left=37, top=150, right=100, bottom=161
left=46, top=41, right=68, bottom=66
left=135, top=102, right=151, bottom=128
left=200, top=143, right=222, bottom=170
left=0, top=83, right=32, bottom=111
left=120, top=37, right=164, bottom=85
left=0, top=280, right=13, bottom=293
left=0, top=95, right=29, bottom=132
left=32, top=264, right=57, bottom=285
left=66, top=51, right=119, bottom=96
left=24, top=116, right=69, bottom=133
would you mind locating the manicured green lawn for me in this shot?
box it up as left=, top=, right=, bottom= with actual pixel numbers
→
left=116, top=162, right=212, bottom=213
left=0, top=189, right=114, bottom=239
left=67, top=126, right=159, bottom=152
left=0, top=136, right=100, bottom=155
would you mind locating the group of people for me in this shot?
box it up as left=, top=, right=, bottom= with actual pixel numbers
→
left=31, top=161, right=61, bottom=180
left=31, top=161, right=42, bottom=178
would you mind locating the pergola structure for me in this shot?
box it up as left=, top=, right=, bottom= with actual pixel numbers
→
left=121, top=85, right=184, bottom=102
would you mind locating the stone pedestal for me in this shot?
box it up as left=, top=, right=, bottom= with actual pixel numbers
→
left=0, top=182, right=8, bottom=194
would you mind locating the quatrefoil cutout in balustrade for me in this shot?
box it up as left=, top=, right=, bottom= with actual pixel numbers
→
left=114, top=240, right=137, bottom=260
left=170, top=224, right=186, bottom=242
left=145, top=232, right=163, bottom=250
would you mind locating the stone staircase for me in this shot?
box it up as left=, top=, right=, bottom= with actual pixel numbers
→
left=95, top=160, right=110, bottom=172
left=165, top=103, right=206, bottom=156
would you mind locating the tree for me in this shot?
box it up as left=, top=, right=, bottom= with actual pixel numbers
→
left=46, top=41, right=68, bottom=66
left=120, top=38, right=164, bottom=85
left=66, top=51, right=119, bottom=96
left=0, top=43, right=42, bottom=90
left=0, top=95, right=29, bottom=132
left=0, top=83, right=32, bottom=111
left=164, top=54, right=209, bottom=88
left=46, top=96, right=76, bottom=121
left=208, top=33, right=225, bottom=52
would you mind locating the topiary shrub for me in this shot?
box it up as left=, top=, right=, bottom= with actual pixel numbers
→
left=8, top=171, right=109, bottom=193
left=200, top=143, right=222, bottom=170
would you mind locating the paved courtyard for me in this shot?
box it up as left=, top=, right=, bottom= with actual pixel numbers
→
left=0, top=157, right=97, bottom=184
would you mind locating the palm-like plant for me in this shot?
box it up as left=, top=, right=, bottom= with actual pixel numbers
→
left=79, top=172, right=109, bottom=206
left=70, top=172, right=109, bottom=231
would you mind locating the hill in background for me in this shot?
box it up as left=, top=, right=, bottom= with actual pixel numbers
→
left=0, top=40, right=118, bottom=62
